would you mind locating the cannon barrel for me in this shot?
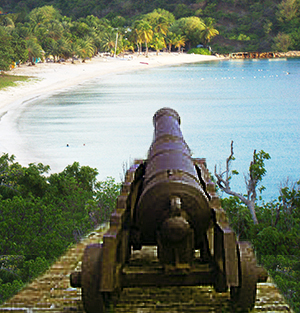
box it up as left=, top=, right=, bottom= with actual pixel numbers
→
left=134, top=108, right=211, bottom=250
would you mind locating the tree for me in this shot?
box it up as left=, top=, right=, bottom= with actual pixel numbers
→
left=92, top=177, right=121, bottom=223
left=0, top=154, right=22, bottom=198
left=150, top=33, right=166, bottom=55
left=56, top=38, right=72, bottom=60
left=102, top=29, right=117, bottom=55
left=144, top=8, right=175, bottom=28
left=132, top=20, right=143, bottom=54
left=201, top=18, right=219, bottom=45
left=15, top=22, right=33, bottom=40
left=1, top=16, right=15, bottom=31
left=272, top=179, right=300, bottom=232
left=221, top=196, right=254, bottom=240
left=214, top=141, right=271, bottom=224
left=134, top=20, right=153, bottom=56
left=174, top=34, right=186, bottom=53
left=122, top=38, right=135, bottom=54
left=165, top=32, right=177, bottom=53
left=0, top=28, right=14, bottom=70
left=170, top=16, right=205, bottom=50
left=69, top=41, right=80, bottom=61
left=144, top=11, right=170, bottom=36
left=28, top=5, right=61, bottom=26
left=70, top=21, right=90, bottom=38
left=44, top=38, right=59, bottom=62
left=277, top=0, right=299, bottom=23
left=272, top=32, right=292, bottom=52
left=26, top=37, right=43, bottom=65
left=10, top=33, right=28, bottom=64
left=45, top=19, right=63, bottom=41
left=173, top=4, right=194, bottom=19
left=0, top=154, right=121, bottom=305
left=77, top=37, right=95, bottom=61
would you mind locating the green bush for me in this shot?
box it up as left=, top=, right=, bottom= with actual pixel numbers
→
left=187, top=47, right=211, bottom=55
left=0, top=154, right=121, bottom=305
left=220, top=180, right=300, bottom=312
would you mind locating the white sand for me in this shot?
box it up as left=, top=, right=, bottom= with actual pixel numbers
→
left=0, top=52, right=221, bottom=168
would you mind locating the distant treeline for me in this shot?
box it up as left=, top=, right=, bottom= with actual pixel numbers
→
left=1, top=0, right=300, bottom=54
left=0, top=5, right=219, bottom=70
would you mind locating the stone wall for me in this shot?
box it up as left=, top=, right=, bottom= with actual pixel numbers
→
left=227, top=50, right=300, bottom=59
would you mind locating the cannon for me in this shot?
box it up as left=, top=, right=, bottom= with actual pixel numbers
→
left=70, top=107, right=267, bottom=312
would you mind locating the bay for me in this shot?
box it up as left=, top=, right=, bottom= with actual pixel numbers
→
left=16, top=58, right=300, bottom=201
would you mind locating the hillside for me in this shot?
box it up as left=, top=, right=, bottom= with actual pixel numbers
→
left=1, top=0, right=300, bottom=52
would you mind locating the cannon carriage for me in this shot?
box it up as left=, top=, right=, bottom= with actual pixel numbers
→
left=70, top=108, right=267, bottom=312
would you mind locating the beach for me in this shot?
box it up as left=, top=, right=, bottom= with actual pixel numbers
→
left=0, top=52, right=221, bottom=168
left=0, top=53, right=220, bottom=111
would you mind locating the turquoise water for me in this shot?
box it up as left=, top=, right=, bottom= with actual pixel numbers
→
left=17, top=58, right=300, bottom=201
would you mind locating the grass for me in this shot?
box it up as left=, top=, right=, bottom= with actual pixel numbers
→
left=0, top=73, right=31, bottom=90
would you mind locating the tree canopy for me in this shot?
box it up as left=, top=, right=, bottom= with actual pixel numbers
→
left=0, top=153, right=121, bottom=305
left=1, top=0, right=299, bottom=54
left=0, top=5, right=220, bottom=70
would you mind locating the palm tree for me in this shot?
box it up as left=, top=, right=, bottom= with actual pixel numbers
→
left=102, top=30, right=116, bottom=55
left=2, top=16, right=15, bottom=30
left=174, top=35, right=186, bottom=53
left=165, top=32, right=177, bottom=53
left=153, top=15, right=169, bottom=36
left=201, top=18, right=219, bottom=45
left=28, top=5, right=61, bottom=26
left=132, top=20, right=142, bottom=54
left=46, top=19, right=63, bottom=41
left=26, top=38, right=43, bottom=65
left=44, top=38, right=59, bottom=62
left=135, top=20, right=153, bottom=56
left=69, top=41, right=80, bottom=62
left=150, top=33, right=166, bottom=55
left=56, top=38, right=71, bottom=60
left=16, top=23, right=34, bottom=39
left=77, top=37, right=95, bottom=62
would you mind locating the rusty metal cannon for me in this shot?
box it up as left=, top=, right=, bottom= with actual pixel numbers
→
left=70, top=107, right=267, bottom=312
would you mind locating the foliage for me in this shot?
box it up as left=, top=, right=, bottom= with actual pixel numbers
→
left=201, top=18, right=219, bottom=44
left=215, top=141, right=271, bottom=224
left=26, top=38, right=43, bottom=65
left=272, top=32, right=292, bottom=52
left=220, top=197, right=254, bottom=240
left=170, top=17, right=206, bottom=50
left=216, top=145, right=299, bottom=310
left=220, top=179, right=300, bottom=312
left=134, top=20, right=153, bottom=56
left=0, top=27, right=15, bottom=70
left=1, top=0, right=300, bottom=55
left=0, top=153, right=121, bottom=305
left=150, top=33, right=166, bottom=55
left=187, top=47, right=211, bottom=55
left=2, top=5, right=220, bottom=69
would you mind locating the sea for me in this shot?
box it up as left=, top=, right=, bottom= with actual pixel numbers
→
left=11, top=57, right=300, bottom=202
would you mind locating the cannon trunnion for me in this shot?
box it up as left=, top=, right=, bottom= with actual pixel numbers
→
left=70, top=108, right=267, bottom=313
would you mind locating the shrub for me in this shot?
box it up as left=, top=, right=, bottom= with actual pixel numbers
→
left=187, top=47, right=211, bottom=55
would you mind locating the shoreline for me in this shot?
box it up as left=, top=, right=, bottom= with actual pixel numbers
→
left=0, top=53, right=221, bottom=112
left=0, top=52, right=222, bottom=168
